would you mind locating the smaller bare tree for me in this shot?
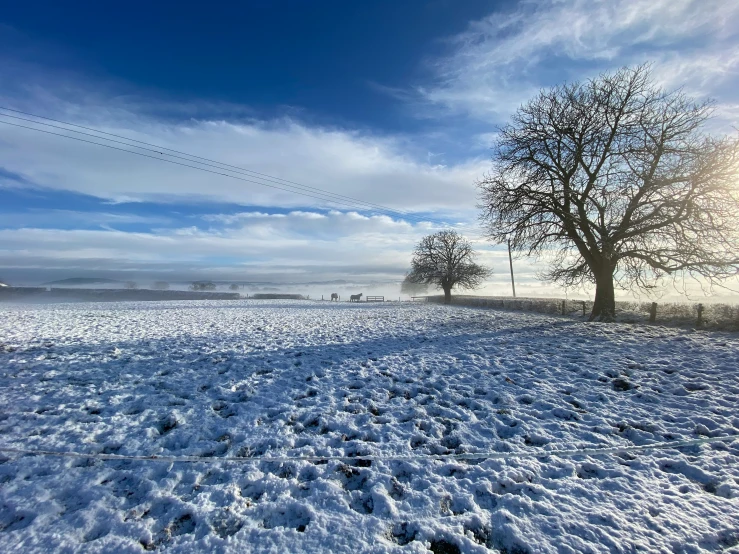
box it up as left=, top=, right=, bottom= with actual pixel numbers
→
left=406, top=230, right=491, bottom=304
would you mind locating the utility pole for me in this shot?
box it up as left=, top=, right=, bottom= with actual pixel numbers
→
left=508, top=238, right=516, bottom=298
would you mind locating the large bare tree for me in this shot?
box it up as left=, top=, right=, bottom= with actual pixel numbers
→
left=407, top=230, right=490, bottom=304
left=478, top=65, right=739, bottom=321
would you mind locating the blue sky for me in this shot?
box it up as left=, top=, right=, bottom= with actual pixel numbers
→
left=1, top=0, right=738, bottom=296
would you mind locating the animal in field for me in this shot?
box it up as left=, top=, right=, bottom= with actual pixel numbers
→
left=331, top=292, right=339, bottom=301
left=350, top=293, right=363, bottom=302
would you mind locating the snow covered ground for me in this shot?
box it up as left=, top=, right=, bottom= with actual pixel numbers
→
left=0, top=300, right=738, bottom=553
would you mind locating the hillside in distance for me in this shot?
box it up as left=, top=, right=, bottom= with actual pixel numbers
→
left=43, top=278, right=122, bottom=287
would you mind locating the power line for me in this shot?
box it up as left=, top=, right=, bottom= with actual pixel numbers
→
left=0, top=106, right=439, bottom=224
left=0, top=117, right=400, bottom=223
left=0, top=119, right=356, bottom=207
left=0, top=107, right=484, bottom=235
left=0, top=117, right=470, bottom=231
left=0, top=110, right=431, bottom=224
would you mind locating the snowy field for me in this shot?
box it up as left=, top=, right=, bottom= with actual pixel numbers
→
left=0, top=300, right=738, bottom=553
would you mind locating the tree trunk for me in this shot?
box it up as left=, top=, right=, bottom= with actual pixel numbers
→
left=442, top=286, right=452, bottom=305
left=589, top=267, right=616, bottom=322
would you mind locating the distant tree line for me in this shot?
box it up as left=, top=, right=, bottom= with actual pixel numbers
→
left=191, top=281, right=217, bottom=291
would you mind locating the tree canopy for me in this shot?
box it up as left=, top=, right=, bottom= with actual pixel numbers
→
left=478, top=65, right=739, bottom=320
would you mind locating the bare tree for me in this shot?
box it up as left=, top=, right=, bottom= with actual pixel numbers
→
left=152, top=281, right=169, bottom=290
left=478, top=65, right=739, bottom=321
left=407, top=230, right=491, bottom=304
left=124, top=281, right=138, bottom=290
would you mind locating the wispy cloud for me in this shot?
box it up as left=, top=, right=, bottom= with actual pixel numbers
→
left=0, top=61, right=488, bottom=285
left=416, top=0, right=739, bottom=123
left=0, top=210, right=435, bottom=280
left=0, top=102, right=487, bottom=215
left=0, top=209, right=172, bottom=229
left=0, top=165, right=35, bottom=186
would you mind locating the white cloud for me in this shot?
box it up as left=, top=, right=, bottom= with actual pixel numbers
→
left=2, top=8, right=738, bottom=302
left=0, top=209, right=171, bottom=229
left=0, top=210, right=440, bottom=279
left=0, top=97, right=487, bottom=217
left=418, top=0, right=739, bottom=122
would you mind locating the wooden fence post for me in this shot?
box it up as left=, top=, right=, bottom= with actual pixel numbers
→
left=561, top=300, right=566, bottom=315
left=696, top=303, right=704, bottom=327
left=649, top=302, right=657, bottom=323
left=582, top=301, right=587, bottom=316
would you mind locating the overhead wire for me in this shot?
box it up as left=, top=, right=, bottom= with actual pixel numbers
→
left=0, top=106, right=459, bottom=227
left=0, top=119, right=359, bottom=207
left=0, top=111, right=430, bottom=225
left=0, top=107, right=486, bottom=237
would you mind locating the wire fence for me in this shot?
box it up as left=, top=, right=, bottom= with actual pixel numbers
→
left=0, top=435, right=734, bottom=465
left=429, top=295, right=739, bottom=331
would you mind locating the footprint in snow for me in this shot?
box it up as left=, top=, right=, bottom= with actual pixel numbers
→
left=262, top=503, right=311, bottom=532
left=658, top=460, right=731, bottom=496
left=211, top=514, right=243, bottom=538
left=387, top=521, right=419, bottom=546
left=82, top=524, right=110, bottom=543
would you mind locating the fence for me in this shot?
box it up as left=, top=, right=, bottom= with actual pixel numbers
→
left=426, top=295, right=739, bottom=331
left=1, top=435, right=733, bottom=464
left=365, top=296, right=385, bottom=302
left=250, top=294, right=307, bottom=300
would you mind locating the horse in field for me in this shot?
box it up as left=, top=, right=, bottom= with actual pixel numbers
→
left=350, top=293, right=363, bottom=302
left=331, top=292, right=339, bottom=301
